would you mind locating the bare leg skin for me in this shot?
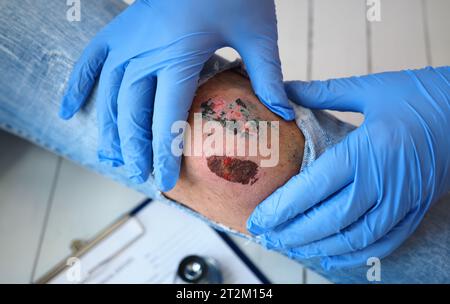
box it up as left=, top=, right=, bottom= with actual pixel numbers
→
left=165, top=70, right=304, bottom=234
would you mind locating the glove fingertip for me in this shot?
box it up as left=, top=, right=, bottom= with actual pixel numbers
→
left=261, top=234, right=277, bottom=250
left=59, top=91, right=80, bottom=120
left=275, top=106, right=295, bottom=121
left=155, top=173, right=177, bottom=192
left=259, top=97, right=295, bottom=120
left=152, top=148, right=181, bottom=192
left=246, top=219, right=266, bottom=235
left=284, top=80, right=322, bottom=107
left=320, top=257, right=334, bottom=271
left=125, top=161, right=151, bottom=185
left=129, top=174, right=146, bottom=185
left=58, top=104, right=74, bottom=120
left=153, top=158, right=181, bottom=192
left=98, top=151, right=124, bottom=168
left=254, top=87, right=295, bottom=121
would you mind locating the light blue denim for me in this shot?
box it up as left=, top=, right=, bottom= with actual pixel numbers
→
left=1, top=0, right=449, bottom=283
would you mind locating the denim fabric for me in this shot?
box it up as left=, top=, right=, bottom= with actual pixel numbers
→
left=1, top=0, right=449, bottom=283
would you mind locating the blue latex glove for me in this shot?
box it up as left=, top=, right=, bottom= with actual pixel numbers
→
left=59, top=0, right=294, bottom=191
left=247, top=66, right=450, bottom=269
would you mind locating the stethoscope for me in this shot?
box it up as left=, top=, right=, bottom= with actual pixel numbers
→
left=174, top=255, right=223, bottom=284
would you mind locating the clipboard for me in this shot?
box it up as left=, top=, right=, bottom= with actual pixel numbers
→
left=36, top=199, right=270, bottom=284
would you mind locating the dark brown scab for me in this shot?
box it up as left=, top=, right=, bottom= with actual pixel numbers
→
left=206, top=156, right=259, bottom=185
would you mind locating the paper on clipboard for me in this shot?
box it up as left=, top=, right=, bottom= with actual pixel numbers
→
left=47, top=200, right=264, bottom=284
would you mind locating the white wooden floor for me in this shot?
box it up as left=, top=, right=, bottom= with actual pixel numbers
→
left=1, top=0, right=449, bottom=284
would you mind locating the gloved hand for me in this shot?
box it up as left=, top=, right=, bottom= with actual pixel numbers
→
left=247, top=66, right=450, bottom=269
left=59, top=0, right=294, bottom=191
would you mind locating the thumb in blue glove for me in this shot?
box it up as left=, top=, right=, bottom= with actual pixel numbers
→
left=247, top=66, right=450, bottom=269
left=59, top=0, right=294, bottom=191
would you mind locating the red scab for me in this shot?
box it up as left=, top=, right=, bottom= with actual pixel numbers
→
left=223, top=172, right=231, bottom=181
left=223, top=157, right=232, bottom=167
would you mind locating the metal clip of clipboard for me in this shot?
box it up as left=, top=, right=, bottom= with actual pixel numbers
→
left=35, top=200, right=149, bottom=284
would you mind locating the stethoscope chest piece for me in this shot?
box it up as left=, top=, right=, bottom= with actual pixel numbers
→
left=177, top=255, right=223, bottom=284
